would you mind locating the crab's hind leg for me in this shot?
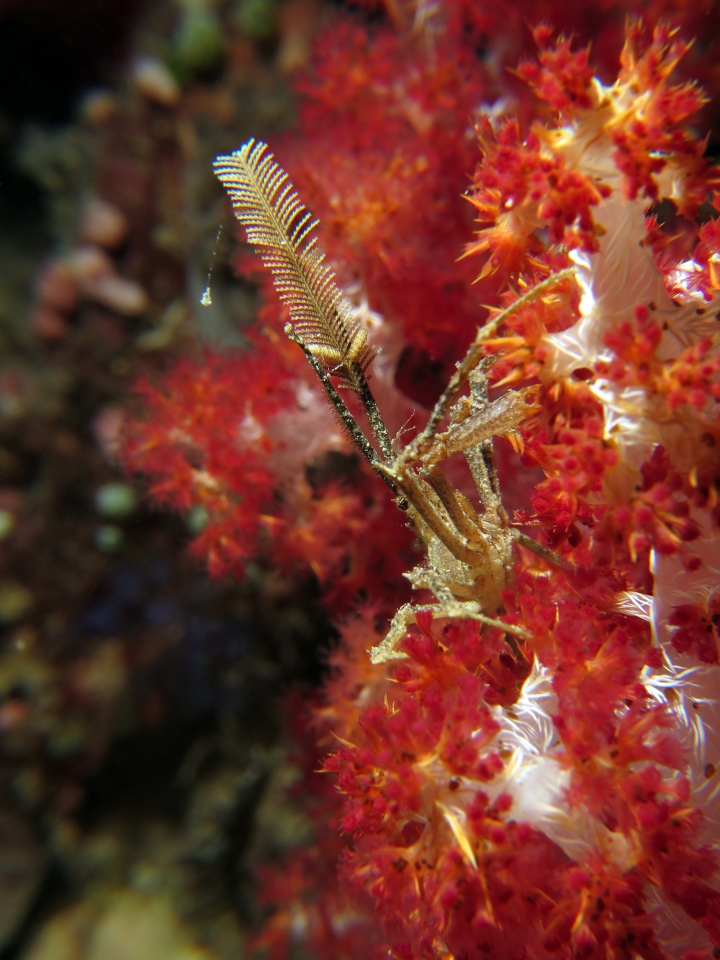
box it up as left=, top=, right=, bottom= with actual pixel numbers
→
left=370, top=586, right=531, bottom=666
left=370, top=603, right=417, bottom=664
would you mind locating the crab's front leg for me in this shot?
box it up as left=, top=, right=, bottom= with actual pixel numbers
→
left=422, top=385, right=539, bottom=466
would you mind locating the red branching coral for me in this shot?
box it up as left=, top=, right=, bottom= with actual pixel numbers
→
left=271, top=13, right=494, bottom=383
left=515, top=26, right=594, bottom=115
left=465, top=117, right=607, bottom=281
left=125, top=344, right=287, bottom=578
left=518, top=383, right=616, bottom=546
left=123, top=332, right=413, bottom=612
left=125, top=5, right=720, bottom=958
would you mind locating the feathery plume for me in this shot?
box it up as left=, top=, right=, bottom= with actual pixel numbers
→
left=214, top=139, right=377, bottom=395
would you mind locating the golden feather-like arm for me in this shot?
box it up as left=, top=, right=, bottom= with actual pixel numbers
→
left=214, top=139, right=391, bottom=459
left=214, top=140, right=374, bottom=388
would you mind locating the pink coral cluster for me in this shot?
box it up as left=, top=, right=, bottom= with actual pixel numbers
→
left=123, top=3, right=720, bottom=958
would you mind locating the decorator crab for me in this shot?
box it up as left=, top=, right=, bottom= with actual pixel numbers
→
left=214, top=139, right=575, bottom=664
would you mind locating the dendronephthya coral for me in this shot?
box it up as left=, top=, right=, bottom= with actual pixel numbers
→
left=314, top=22, right=720, bottom=959
left=126, top=11, right=720, bottom=959
left=458, top=21, right=720, bottom=956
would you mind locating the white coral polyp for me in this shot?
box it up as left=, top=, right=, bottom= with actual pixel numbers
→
left=487, top=663, right=638, bottom=870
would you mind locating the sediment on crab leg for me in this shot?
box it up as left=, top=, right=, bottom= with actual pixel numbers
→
left=422, top=386, right=539, bottom=465
left=463, top=367, right=505, bottom=514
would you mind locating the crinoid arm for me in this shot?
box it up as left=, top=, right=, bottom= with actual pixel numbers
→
left=214, top=139, right=391, bottom=460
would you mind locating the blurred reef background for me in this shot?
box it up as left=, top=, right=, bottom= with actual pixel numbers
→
left=0, top=0, right=328, bottom=956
